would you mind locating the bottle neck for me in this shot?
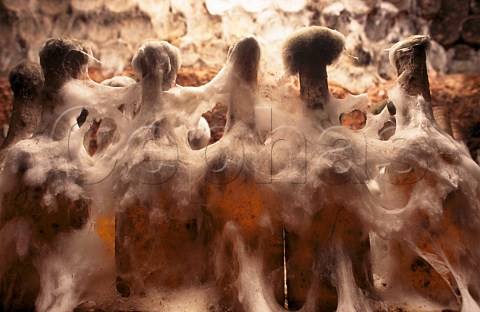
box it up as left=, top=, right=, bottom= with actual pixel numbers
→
left=299, top=64, right=329, bottom=110
left=225, top=82, right=256, bottom=134
left=396, top=46, right=431, bottom=103
left=137, top=69, right=168, bottom=118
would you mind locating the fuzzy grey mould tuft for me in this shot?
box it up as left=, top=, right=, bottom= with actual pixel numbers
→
left=282, top=26, right=345, bottom=75
left=131, top=41, right=181, bottom=90
left=39, top=38, right=91, bottom=84
left=8, top=61, right=43, bottom=99
left=227, top=36, right=261, bottom=84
